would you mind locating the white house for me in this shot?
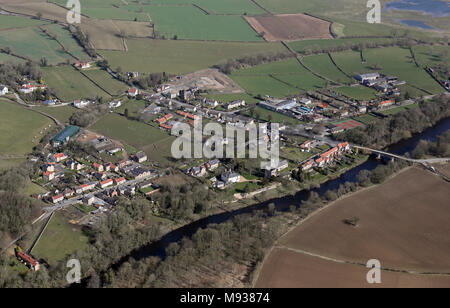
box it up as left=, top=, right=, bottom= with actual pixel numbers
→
left=109, top=100, right=122, bottom=108
left=0, top=85, right=8, bottom=96
left=73, top=100, right=90, bottom=108
left=221, top=172, right=240, bottom=185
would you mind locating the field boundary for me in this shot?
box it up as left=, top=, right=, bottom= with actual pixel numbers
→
left=327, top=52, right=354, bottom=79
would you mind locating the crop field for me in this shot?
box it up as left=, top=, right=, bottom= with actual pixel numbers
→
left=363, top=47, right=444, bottom=94
left=82, top=69, right=128, bottom=96
left=100, top=39, right=285, bottom=74
left=334, top=85, right=377, bottom=100
left=144, top=5, right=262, bottom=41
left=302, top=54, right=352, bottom=83
left=245, top=14, right=332, bottom=42
left=256, top=166, right=450, bottom=287
left=0, top=27, right=72, bottom=65
left=0, top=15, right=48, bottom=30
left=32, top=213, right=89, bottom=266
left=41, top=24, right=91, bottom=61
left=42, top=66, right=110, bottom=101
left=230, top=58, right=327, bottom=95
left=0, top=99, right=52, bottom=157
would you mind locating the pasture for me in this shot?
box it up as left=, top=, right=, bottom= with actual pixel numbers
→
left=34, top=106, right=78, bottom=125
left=82, top=69, right=128, bottom=96
left=302, top=54, right=352, bottom=83
left=100, top=39, right=285, bottom=74
left=0, top=15, right=47, bottom=30
left=334, top=85, right=377, bottom=101
left=0, top=99, right=52, bottom=157
left=330, top=50, right=374, bottom=76
left=42, top=66, right=110, bottom=101
left=41, top=24, right=91, bottom=61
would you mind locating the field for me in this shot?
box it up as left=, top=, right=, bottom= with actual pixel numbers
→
left=243, top=106, right=303, bottom=125
left=0, top=15, right=48, bottom=30
left=82, top=69, right=129, bottom=96
left=256, top=167, right=450, bottom=287
left=334, top=85, right=378, bottom=100
left=42, top=66, right=110, bottom=101
left=0, top=99, right=53, bottom=157
left=330, top=50, right=374, bottom=76
left=302, top=54, right=352, bottom=84
left=245, top=14, right=332, bottom=42
left=33, top=106, right=78, bottom=124
left=412, top=45, right=449, bottom=67
left=230, top=58, right=326, bottom=97
left=146, top=5, right=262, bottom=41
left=0, top=53, right=25, bottom=64
left=0, top=27, right=72, bottom=65
left=32, top=213, right=89, bottom=266
left=353, top=114, right=378, bottom=125
left=100, top=39, right=285, bottom=74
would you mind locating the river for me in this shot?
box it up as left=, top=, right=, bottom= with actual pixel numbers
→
left=111, top=117, right=450, bottom=270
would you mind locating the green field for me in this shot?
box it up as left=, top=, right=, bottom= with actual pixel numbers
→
left=331, top=50, right=373, bottom=76
left=412, top=45, right=449, bottom=67
left=302, top=54, right=352, bottom=84
left=0, top=27, right=72, bottom=65
left=42, top=66, right=110, bottom=101
left=0, top=52, right=25, bottom=64
left=289, top=38, right=398, bottom=54
left=41, top=24, right=91, bottom=61
left=144, top=5, right=261, bottom=41
left=32, top=213, right=89, bottom=265
left=243, top=106, right=303, bottom=125
left=100, top=39, right=285, bottom=74
left=334, top=85, right=377, bottom=101
left=34, top=105, right=78, bottom=124
left=230, top=58, right=327, bottom=97
left=82, top=69, right=128, bottom=95
left=363, top=47, right=444, bottom=94
left=353, top=114, right=378, bottom=125
left=0, top=99, right=52, bottom=157
left=380, top=103, right=419, bottom=115
left=0, top=15, right=48, bottom=30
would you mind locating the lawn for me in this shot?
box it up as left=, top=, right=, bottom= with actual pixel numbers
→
left=0, top=99, right=53, bottom=157
left=100, top=38, right=285, bottom=74
left=42, top=66, right=110, bottom=101
left=143, top=5, right=262, bottom=41
left=302, top=54, right=352, bottom=84
left=334, top=85, right=377, bottom=101
left=280, top=146, right=315, bottom=163
left=82, top=69, right=129, bottom=96
left=23, top=183, right=47, bottom=196
left=0, top=27, right=72, bottom=65
left=32, top=213, right=89, bottom=265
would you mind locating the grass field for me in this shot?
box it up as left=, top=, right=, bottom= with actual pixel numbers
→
left=82, top=69, right=128, bottom=95
left=0, top=15, right=48, bottom=30
left=42, top=66, right=110, bottom=101
left=32, top=213, right=89, bottom=265
left=0, top=52, right=25, bottom=64
left=353, top=114, right=377, bottom=125
left=412, top=45, right=449, bottom=67
left=34, top=106, right=78, bottom=124
left=302, top=54, right=352, bottom=83
left=380, top=103, right=419, bottom=116
left=0, top=158, right=27, bottom=171
left=41, top=24, right=91, bottom=61
left=100, top=39, right=285, bottom=74
left=288, top=38, right=398, bottom=54
left=0, top=99, right=52, bottom=157
left=334, top=85, right=377, bottom=100
left=0, top=27, right=72, bottom=65
left=230, top=58, right=326, bottom=96
left=330, top=50, right=373, bottom=76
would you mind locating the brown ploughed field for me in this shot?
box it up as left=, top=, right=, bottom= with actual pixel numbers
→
left=256, top=166, right=450, bottom=287
left=245, top=14, right=333, bottom=42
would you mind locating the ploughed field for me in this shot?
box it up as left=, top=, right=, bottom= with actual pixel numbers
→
left=256, top=166, right=450, bottom=287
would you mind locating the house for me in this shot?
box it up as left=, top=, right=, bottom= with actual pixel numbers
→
left=338, top=142, right=350, bottom=152
left=109, top=100, right=122, bottom=108
left=355, top=73, right=380, bottom=82
left=83, top=196, right=95, bottom=206
left=16, top=249, right=40, bottom=271
left=330, top=126, right=345, bottom=135
left=189, top=165, right=207, bottom=177
left=93, top=172, right=106, bottom=180
left=205, top=99, right=219, bottom=107
left=114, top=177, right=126, bottom=186
left=134, top=151, right=147, bottom=163
left=300, top=140, right=312, bottom=152
left=224, top=100, right=246, bottom=110
left=20, top=84, right=36, bottom=94
left=0, top=85, right=9, bottom=96
left=206, top=159, right=220, bottom=171
left=128, top=88, right=141, bottom=97
left=99, top=179, right=113, bottom=189
left=299, top=98, right=312, bottom=105
left=75, top=182, right=96, bottom=194
left=73, top=100, right=90, bottom=109
left=118, top=159, right=131, bottom=168
left=221, top=172, right=240, bottom=185
left=156, top=114, right=173, bottom=125
left=301, top=160, right=314, bottom=172
left=315, top=157, right=325, bottom=168
left=43, top=163, right=55, bottom=173
left=74, top=61, right=92, bottom=69
left=51, top=193, right=64, bottom=204
left=105, top=163, right=118, bottom=172
left=53, top=153, right=68, bottom=163
left=63, top=189, right=74, bottom=198
left=43, top=99, right=58, bottom=106
left=43, top=171, right=55, bottom=182
left=379, top=99, right=394, bottom=108
left=264, top=160, right=289, bottom=178
left=93, top=163, right=104, bottom=172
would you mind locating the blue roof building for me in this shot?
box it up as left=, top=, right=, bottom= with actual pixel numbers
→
left=52, top=126, right=80, bottom=147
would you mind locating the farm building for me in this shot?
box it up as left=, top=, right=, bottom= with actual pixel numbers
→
left=355, top=73, right=380, bottom=82
left=0, top=85, right=8, bottom=96
left=52, top=126, right=80, bottom=147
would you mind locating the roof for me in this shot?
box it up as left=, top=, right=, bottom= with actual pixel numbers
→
left=53, top=153, right=66, bottom=159
left=52, top=194, right=63, bottom=200
left=17, top=251, right=38, bottom=267
left=52, top=126, right=80, bottom=143
left=100, top=179, right=113, bottom=185
left=115, top=177, right=126, bottom=183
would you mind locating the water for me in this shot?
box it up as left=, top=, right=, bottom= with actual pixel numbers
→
left=109, top=117, right=450, bottom=270
left=399, top=19, right=435, bottom=30
left=385, top=0, right=450, bottom=17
